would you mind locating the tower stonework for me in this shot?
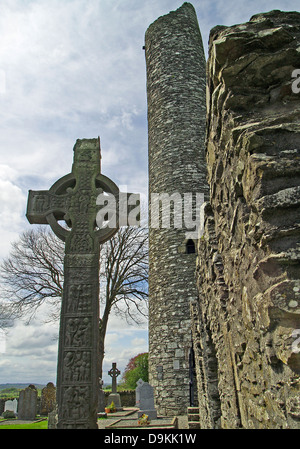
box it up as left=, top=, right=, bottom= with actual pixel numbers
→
left=145, top=3, right=208, bottom=416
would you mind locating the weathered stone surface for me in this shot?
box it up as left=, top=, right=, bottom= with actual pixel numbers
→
left=26, top=138, right=133, bottom=428
left=107, top=362, right=122, bottom=411
left=40, top=382, right=56, bottom=416
left=27, top=139, right=105, bottom=428
left=145, top=2, right=208, bottom=416
left=18, top=385, right=37, bottom=420
left=137, top=381, right=157, bottom=420
left=193, top=10, right=300, bottom=429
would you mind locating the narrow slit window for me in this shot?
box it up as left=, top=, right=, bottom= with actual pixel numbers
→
left=186, top=239, right=195, bottom=254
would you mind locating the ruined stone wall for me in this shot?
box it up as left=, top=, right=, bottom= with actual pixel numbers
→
left=145, top=3, right=208, bottom=416
left=194, top=10, right=300, bottom=428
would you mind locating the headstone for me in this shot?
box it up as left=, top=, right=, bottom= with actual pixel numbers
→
left=107, top=362, right=122, bottom=410
left=137, top=381, right=157, bottom=420
left=40, top=382, right=56, bottom=416
left=135, top=378, right=144, bottom=407
left=26, top=138, right=139, bottom=428
left=4, top=398, right=18, bottom=415
left=18, top=385, right=37, bottom=420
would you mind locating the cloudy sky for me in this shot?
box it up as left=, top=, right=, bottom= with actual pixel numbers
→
left=0, top=0, right=298, bottom=385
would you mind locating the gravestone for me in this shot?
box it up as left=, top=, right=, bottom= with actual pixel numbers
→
left=137, top=381, right=157, bottom=420
left=40, top=382, right=56, bottom=416
left=18, top=385, right=37, bottom=420
left=26, top=138, right=139, bottom=428
left=107, top=362, right=122, bottom=410
left=135, top=378, right=144, bottom=407
left=4, top=398, right=18, bottom=415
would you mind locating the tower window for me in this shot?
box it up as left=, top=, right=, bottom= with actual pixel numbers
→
left=186, top=239, right=195, bottom=254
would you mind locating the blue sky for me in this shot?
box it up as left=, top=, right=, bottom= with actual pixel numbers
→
left=0, top=0, right=298, bottom=385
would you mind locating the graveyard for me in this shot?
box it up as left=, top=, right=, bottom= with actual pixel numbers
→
left=0, top=362, right=187, bottom=429
left=0, top=0, right=299, bottom=433
left=0, top=358, right=190, bottom=429
left=0, top=377, right=189, bottom=429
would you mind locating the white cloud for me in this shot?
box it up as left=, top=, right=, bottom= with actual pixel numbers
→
left=0, top=164, right=27, bottom=257
left=102, top=310, right=148, bottom=383
left=131, top=337, right=147, bottom=347
left=0, top=306, right=58, bottom=383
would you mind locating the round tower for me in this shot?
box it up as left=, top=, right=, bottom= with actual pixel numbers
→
left=145, top=3, right=208, bottom=416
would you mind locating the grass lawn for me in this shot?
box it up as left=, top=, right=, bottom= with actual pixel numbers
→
left=0, top=420, right=48, bottom=429
left=0, top=417, right=108, bottom=429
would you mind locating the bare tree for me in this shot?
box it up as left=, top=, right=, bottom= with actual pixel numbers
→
left=0, top=303, right=14, bottom=332
left=99, top=225, right=148, bottom=376
left=0, top=225, right=148, bottom=377
left=0, top=228, right=64, bottom=322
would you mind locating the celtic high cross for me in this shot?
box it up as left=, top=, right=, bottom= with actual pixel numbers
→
left=108, top=362, right=121, bottom=394
left=26, top=138, right=139, bottom=429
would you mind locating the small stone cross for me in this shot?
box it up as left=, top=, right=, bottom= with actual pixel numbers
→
left=108, top=362, right=121, bottom=394
left=26, top=138, right=139, bottom=428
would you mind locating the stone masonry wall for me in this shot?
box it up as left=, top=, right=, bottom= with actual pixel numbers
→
left=194, top=10, right=300, bottom=428
left=145, top=3, right=208, bottom=416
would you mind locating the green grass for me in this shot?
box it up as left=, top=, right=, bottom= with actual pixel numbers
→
left=0, top=415, right=110, bottom=429
left=0, top=420, right=48, bottom=429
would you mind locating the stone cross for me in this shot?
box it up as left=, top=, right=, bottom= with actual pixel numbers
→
left=26, top=138, right=139, bottom=429
left=108, top=362, right=121, bottom=394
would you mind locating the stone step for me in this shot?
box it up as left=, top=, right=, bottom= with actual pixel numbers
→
left=187, top=406, right=200, bottom=429
left=188, top=413, right=199, bottom=421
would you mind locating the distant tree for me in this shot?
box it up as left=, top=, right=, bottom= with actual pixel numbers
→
left=0, top=225, right=148, bottom=378
left=122, top=352, right=148, bottom=389
left=0, top=387, right=21, bottom=399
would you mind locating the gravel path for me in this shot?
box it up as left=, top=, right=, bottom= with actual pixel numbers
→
left=97, top=408, right=188, bottom=430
